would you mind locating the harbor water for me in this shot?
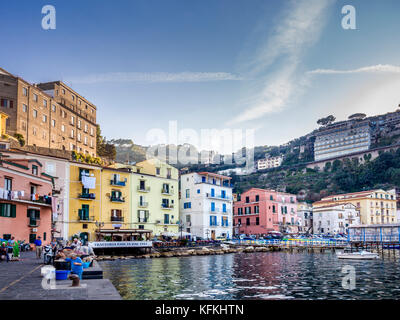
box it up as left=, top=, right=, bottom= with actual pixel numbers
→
left=99, top=251, right=400, bottom=300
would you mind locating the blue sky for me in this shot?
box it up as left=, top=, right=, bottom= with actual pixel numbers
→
left=1, top=0, right=400, bottom=152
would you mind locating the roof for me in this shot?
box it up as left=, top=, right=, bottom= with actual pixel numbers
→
left=197, top=171, right=232, bottom=180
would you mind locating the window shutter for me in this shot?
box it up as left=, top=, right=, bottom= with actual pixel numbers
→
left=145, top=211, right=149, bottom=220
left=11, top=205, right=16, bottom=218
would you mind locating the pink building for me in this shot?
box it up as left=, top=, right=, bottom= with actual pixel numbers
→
left=233, top=188, right=299, bottom=236
left=0, top=156, right=54, bottom=244
left=233, top=188, right=279, bottom=236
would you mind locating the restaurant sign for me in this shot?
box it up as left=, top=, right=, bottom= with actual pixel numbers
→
left=88, top=241, right=153, bottom=248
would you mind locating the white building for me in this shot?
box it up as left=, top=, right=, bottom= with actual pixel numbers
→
left=180, top=172, right=233, bottom=240
left=257, top=155, right=283, bottom=170
left=297, top=202, right=313, bottom=234
left=313, top=203, right=360, bottom=235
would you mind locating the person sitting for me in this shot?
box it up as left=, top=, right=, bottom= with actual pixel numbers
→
left=65, top=253, right=84, bottom=280
left=0, top=243, right=9, bottom=262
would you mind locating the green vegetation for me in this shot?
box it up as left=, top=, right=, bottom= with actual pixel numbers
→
left=96, top=125, right=116, bottom=162
left=14, top=133, right=25, bottom=147
left=72, top=151, right=102, bottom=165
left=233, top=148, right=400, bottom=201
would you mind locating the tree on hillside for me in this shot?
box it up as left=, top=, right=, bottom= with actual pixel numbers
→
left=317, top=115, right=336, bottom=126
left=96, top=124, right=116, bottom=162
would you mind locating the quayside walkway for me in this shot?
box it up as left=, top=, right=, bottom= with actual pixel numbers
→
left=0, top=251, right=121, bottom=300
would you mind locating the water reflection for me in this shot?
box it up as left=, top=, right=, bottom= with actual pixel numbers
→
left=100, top=252, right=400, bottom=300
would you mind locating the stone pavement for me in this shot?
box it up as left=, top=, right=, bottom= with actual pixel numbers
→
left=0, top=251, right=121, bottom=300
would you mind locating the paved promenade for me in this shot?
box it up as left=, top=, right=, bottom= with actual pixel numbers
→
left=0, top=251, right=121, bottom=300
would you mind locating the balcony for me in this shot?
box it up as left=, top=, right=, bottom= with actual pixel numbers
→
left=78, top=211, right=95, bottom=222
left=28, top=218, right=40, bottom=227
left=206, top=193, right=233, bottom=201
left=110, top=179, right=127, bottom=187
left=156, top=220, right=179, bottom=225
left=110, top=196, right=125, bottom=203
left=111, top=216, right=124, bottom=222
left=137, top=186, right=150, bottom=192
left=161, top=188, right=174, bottom=195
left=78, top=193, right=96, bottom=200
left=138, top=202, right=148, bottom=208
left=161, top=204, right=174, bottom=210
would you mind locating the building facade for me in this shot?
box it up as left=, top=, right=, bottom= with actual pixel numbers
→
left=256, top=155, right=283, bottom=170
left=297, top=202, right=313, bottom=234
left=313, top=189, right=397, bottom=226
left=0, top=68, right=97, bottom=156
left=100, top=167, right=131, bottom=230
left=68, top=162, right=102, bottom=243
left=180, top=172, right=233, bottom=240
left=233, top=188, right=279, bottom=236
left=314, top=119, right=371, bottom=161
left=313, top=203, right=360, bottom=235
left=0, top=156, right=53, bottom=244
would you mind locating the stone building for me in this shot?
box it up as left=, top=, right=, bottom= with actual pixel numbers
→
left=0, top=67, right=97, bottom=156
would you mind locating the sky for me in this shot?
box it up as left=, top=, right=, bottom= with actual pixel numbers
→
left=1, top=0, right=400, bottom=153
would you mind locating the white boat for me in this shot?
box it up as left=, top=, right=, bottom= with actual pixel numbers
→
left=337, top=250, right=379, bottom=260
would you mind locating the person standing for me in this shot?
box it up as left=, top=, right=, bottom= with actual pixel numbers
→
left=34, top=236, right=42, bottom=259
left=66, top=254, right=84, bottom=279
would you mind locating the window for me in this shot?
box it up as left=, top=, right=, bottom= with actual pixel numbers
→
left=33, top=93, right=38, bottom=102
left=184, top=202, right=191, bottom=209
left=52, top=104, right=56, bottom=112
left=256, top=217, right=259, bottom=225
left=71, top=116, right=75, bottom=125
left=255, top=195, right=259, bottom=202
left=246, top=196, right=249, bottom=203
left=84, top=124, right=88, bottom=132
left=23, top=87, right=28, bottom=96
left=32, top=165, right=38, bottom=175
left=78, top=120, right=81, bottom=129
left=61, top=124, right=65, bottom=132
left=51, top=119, right=56, bottom=127
left=22, top=104, right=27, bottom=112
left=33, top=109, right=38, bottom=118
left=4, top=178, right=12, bottom=191
left=246, top=218, right=250, bottom=226
left=185, top=189, right=190, bottom=198
left=42, top=115, right=47, bottom=123
left=71, top=129, right=74, bottom=138
left=197, top=189, right=200, bottom=194
left=0, top=204, right=16, bottom=218
left=43, top=100, right=47, bottom=108
left=156, top=167, right=161, bottom=175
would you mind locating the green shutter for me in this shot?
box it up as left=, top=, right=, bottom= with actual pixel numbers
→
left=0, top=204, right=3, bottom=217
left=11, top=205, right=16, bottom=218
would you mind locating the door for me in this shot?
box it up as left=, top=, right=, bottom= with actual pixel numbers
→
left=211, top=230, right=216, bottom=240
left=211, top=188, right=215, bottom=197
left=80, top=232, right=89, bottom=245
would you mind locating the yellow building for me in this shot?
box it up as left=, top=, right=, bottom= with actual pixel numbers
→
left=0, top=112, right=8, bottom=136
left=313, top=189, right=397, bottom=225
left=68, top=162, right=102, bottom=243
left=112, top=159, right=180, bottom=237
left=100, top=167, right=131, bottom=230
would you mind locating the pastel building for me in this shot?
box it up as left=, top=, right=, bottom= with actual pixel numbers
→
left=313, top=189, right=397, bottom=225
left=233, top=188, right=279, bottom=236
left=68, top=162, right=102, bottom=243
left=180, top=172, right=233, bottom=240
left=297, top=202, right=313, bottom=234
left=0, top=155, right=53, bottom=244
left=276, top=192, right=299, bottom=233
left=313, top=203, right=360, bottom=234
left=257, top=155, right=283, bottom=170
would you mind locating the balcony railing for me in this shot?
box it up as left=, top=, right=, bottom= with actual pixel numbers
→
left=137, top=186, right=150, bottom=192
left=78, top=193, right=96, bottom=200
left=78, top=211, right=95, bottom=221
left=161, top=188, right=174, bottom=195
left=110, top=196, right=125, bottom=203
left=110, top=179, right=127, bottom=187
left=161, top=204, right=174, bottom=210
left=138, top=202, right=148, bottom=208
left=206, top=193, right=233, bottom=201
left=157, top=220, right=179, bottom=225
left=28, top=218, right=40, bottom=227
left=111, top=216, right=124, bottom=222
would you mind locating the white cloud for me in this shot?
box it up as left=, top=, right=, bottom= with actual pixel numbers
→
left=308, top=64, right=400, bottom=75
left=227, top=0, right=335, bottom=125
left=65, top=72, right=244, bottom=84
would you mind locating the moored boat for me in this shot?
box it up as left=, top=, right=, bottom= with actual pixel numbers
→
left=337, top=250, right=379, bottom=260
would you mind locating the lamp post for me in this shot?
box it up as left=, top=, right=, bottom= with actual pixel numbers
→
left=205, top=229, right=210, bottom=240
left=179, top=220, right=184, bottom=240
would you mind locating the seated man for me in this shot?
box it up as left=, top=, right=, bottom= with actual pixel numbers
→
left=65, top=253, right=83, bottom=280
left=0, top=243, right=9, bottom=262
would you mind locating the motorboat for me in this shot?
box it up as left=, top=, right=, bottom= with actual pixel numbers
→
left=337, top=249, right=379, bottom=260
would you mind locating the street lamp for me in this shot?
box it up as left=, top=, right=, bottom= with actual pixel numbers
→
left=178, top=220, right=184, bottom=240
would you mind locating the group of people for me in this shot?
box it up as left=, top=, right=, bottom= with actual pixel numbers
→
left=0, top=237, right=21, bottom=262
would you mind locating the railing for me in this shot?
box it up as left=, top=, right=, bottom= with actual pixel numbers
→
left=110, top=179, right=127, bottom=186
left=137, top=186, right=150, bottom=192
left=111, top=216, right=124, bottom=222
left=161, top=204, right=174, bottom=209
left=28, top=218, right=40, bottom=227
left=138, top=202, right=148, bottom=208
left=78, top=193, right=96, bottom=200
left=161, top=188, right=174, bottom=195
left=206, top=193, right=233, bottom=201
left=110, top=196, right=125, bottom=203
left=78, top=211, right=95, bottom=221
left=230, top=239, right=349, bottom=247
